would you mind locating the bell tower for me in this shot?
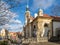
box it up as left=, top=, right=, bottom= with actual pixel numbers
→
left=25, top=5, right=30, bottom=25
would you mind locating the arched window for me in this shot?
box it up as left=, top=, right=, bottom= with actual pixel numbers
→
left=34, top=25, right=36, bottom=28
left=44, top=23, right=48, bottom=27
left=33, top=25, right=37, bottom=31
left=44, top=23, right=49, bottom=37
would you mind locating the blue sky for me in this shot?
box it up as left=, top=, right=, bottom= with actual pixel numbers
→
left=9, top=0, right=60, bottom=25
left=2, top=0, right=60, bottom=32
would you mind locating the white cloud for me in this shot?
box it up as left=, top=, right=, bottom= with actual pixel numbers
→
left=3, top=20, right=23, bottom=32
left=0, top=1, right=23, bottom=32
left=9, top=19, right=21, bottom=24
left=6, top=10, right=18, bottom=18
left=0, top=1, right=17, bottom=19
left=0, top=1, right=10, bottom=12
left=31, top=0, right=55, bottom=11
left=2, top=12, right=23, bottom=32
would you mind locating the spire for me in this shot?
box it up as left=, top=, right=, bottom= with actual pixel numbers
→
left=27, top=4, right=29, bottom=8
left=25, top=0, right=30, bottom=25
left=26, top=0, right=29, bottom=11
left=26, top=4, right=29, bottom=11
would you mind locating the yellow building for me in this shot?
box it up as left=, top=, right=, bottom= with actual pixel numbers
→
left=1, top=28, right=8, bottom=39
left=8, top=32, right=18, bottom=40
left=23, top=6, right=60, bottom=42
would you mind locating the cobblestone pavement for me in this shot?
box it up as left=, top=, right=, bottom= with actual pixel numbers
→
left=30, top=42, right=60, bottom=45
left=22, top=42, right=60, bottom=45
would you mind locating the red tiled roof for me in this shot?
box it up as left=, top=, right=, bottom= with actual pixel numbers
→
left=30, top=14, right=60, bottom=22
left=30, top=15, right=34, bottom=20
left=51, top=16, right=60, bottom=18
left=9, top=32, right=22, bottom=34
left=37, top=14, right=52, bottom=18
left=43, top=14, right=60, bottom=21
left=16, top=32, right=22, bottom=35
left=43, top=14, right=50, bottom=17
left=9, top=32, right=16, bottom=33
left=51, top=16, right=60, bottom=21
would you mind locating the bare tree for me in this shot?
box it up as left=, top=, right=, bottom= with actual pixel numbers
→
left=0, top=0, right=20, bottom=25
left=0, top=0, right=20, bottom=9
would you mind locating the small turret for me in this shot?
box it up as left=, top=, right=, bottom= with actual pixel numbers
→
left=38, top=9, right=43, bottom=16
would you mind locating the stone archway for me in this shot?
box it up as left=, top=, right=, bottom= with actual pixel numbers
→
left=44, top=23, right=49, bottom=37
left=56, top=28, right=60, bottom=38
left=55, top=28, right=60, bottom=40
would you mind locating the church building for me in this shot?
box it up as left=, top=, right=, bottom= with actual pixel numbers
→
left=23, top=5, right=60, bottom=42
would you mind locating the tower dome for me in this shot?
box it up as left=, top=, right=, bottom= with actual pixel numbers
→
left=38, top=9, right=43, bottom=16
left=39, top=9, right=43, bottom=12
